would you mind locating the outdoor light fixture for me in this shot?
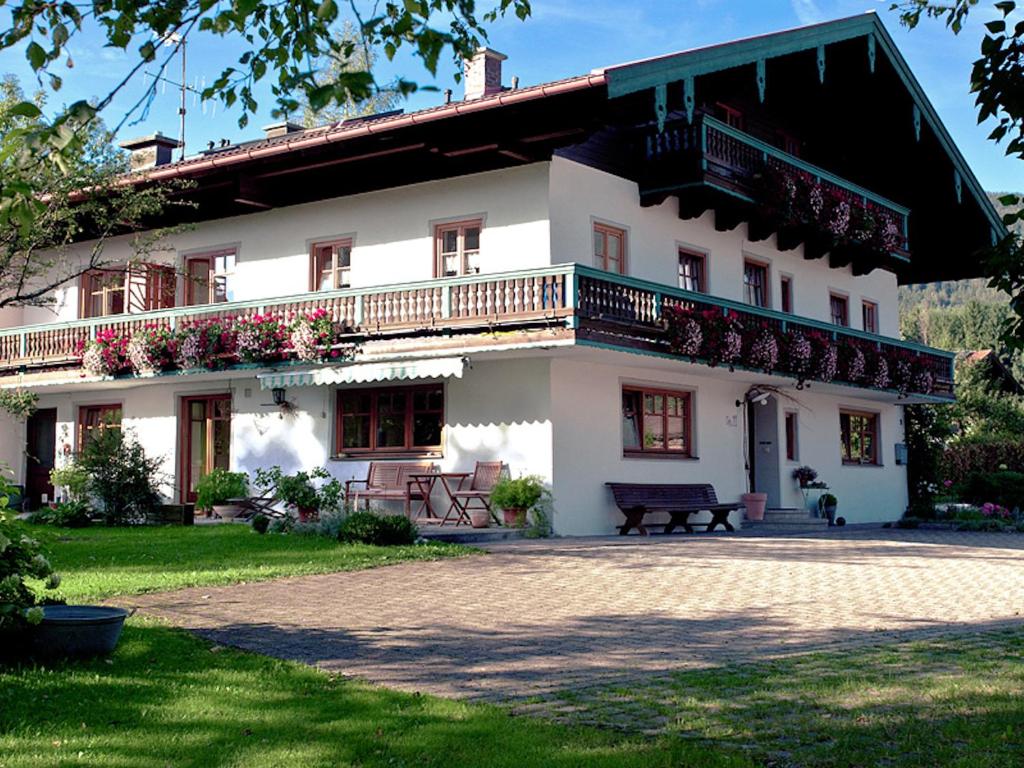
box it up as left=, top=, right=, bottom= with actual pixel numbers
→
left=735, top=389, right=771, bottom=408
left=271, top=387, right=287, bottom=406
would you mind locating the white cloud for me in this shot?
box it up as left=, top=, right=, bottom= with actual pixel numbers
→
left=790, top=0, right=824, bottom=25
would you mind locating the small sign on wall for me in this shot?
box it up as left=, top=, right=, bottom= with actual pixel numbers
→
left=894, top=443, right=908, bottom=465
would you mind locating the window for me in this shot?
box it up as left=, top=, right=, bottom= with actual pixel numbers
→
left=622, top=386, right=693, bottom=457
left=78, top=404, right=122, bottom=447
left=862, top=301, right=878, bottom=334
left=775, top=130, right=801, bottom=157
left=336, top=384, right=444, bottom=455
left=715, top=102, right=744, bottom=130
left=743, top=260, right=769, bottom=307
left=126, top=263, right=176, bottom=312
left=185, top=249, right=236, bottom=305
left=780, top=276, right=793, bottom=313
left=830, top=293, right=849, bottom=327
left=785, top=411, right=798, bottom=462
left=678, top=249, right=706, bottom=293
left=840, top=410, right=879, bottom=465
left=81, top=269, right=126, bottom=318
left=311, top=239, right=353, bottom=290
left=435, top=220, right=482, bottom=277
left=593, top=222, right=627, bottom=274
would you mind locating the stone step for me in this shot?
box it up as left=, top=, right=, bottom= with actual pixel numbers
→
left=417, top=526, right=527, bottom=544
left=744, top=519, right=829, bottom=529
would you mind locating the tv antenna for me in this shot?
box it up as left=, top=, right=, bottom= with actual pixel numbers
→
left=165, top=33, right=187, bottom=160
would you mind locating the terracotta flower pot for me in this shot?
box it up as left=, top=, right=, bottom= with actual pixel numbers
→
left=501, top=508, right=526, bottom=528
left=469, top=509, right=490, bottom=528
left=741, top=492, right=768, bottom=521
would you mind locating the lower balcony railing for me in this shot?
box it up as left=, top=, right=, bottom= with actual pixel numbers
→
left=0, top=263, right=953, bottom=399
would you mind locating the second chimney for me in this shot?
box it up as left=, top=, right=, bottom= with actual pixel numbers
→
left=262, top=121, right=305, bottom=139
left=463, top=48, right=507, bottom=100
left=118, top=133, right=181, bottom=171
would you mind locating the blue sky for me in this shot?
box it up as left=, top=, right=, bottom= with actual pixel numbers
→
left=0, top=0, right=1020, bottom=191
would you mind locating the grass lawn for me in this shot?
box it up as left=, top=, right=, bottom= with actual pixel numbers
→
left=0, top=620, right=740, bottom=768
left=22, top=522, right=473, bottom=603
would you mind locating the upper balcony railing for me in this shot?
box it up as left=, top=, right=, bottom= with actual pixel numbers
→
left=641, top=115, right=911, bottom=260
left=0, top=263, right=953, bottom=399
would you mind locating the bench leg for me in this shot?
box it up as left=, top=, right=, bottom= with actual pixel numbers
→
left=620, top=508, right=647, bottom=536
left=665, top=511, right=690, bottom=535
left=707, top=510, right=735, bottom=532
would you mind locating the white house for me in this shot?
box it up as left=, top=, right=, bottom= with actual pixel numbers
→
left=0, top=14, right=1001, bottom=535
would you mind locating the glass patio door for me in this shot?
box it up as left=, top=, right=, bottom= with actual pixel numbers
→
left=180, top=394, right=231, bottom=503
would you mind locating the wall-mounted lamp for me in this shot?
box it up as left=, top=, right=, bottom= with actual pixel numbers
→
left=735, top=388, right=771, bottom=408
left=271, top=387, right=287, bottom=406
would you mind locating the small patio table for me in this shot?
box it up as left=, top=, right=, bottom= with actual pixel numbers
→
left=435, top=472, right=473, bottom=526
left=408, top=471, right=442, bottom=521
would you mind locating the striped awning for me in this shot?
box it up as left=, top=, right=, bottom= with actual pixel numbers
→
left=257, top=356, right=468, bottom=390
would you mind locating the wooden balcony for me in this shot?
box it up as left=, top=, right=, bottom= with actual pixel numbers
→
left=640, top=115, right=911, bottom=271
left=0, top=264, right=953, bottom=400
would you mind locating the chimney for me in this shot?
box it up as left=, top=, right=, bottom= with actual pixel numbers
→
left=262, top=121, right=305, bottom=139
left=118, top=133, right=181, bottom=171
left=463, top=48, right=507, bottom=100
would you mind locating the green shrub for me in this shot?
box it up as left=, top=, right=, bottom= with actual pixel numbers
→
left=958, top=471, right=1024, bottom=509
left=1, top=469, right=61, bottom=638
left=267, top=516, right=294, bottom=534
left=195, top=469, right=249, bottom=511
left=254, top=466, right=342, bottom=513
left=955, top=518, right=1012, bottom=532
left=79, top=428, right=163, bottom=525
left=338, top=511, right=417, bottom=546
left=490, top=475, right=547, bottom=512
left=251, top=514, right=270, bottom=535
left=942, top=440, right=1024, bottom=484
left=27, top=500, right=92, bottom=528
left=49, top=461, right=90, bottom=501
left=820, top=493, right=838, bottom=507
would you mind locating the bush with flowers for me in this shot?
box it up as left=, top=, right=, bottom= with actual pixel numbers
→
left=127, top=324, right=175, bottom=375
left=79, top=328, right=130, bottom=377
left=1, top=468, right=62, bottom=643
left=175, top=319, right=234, bottom=370
left=746, top=322, right=780, bottom=373
left=234, top=313, right=289, bottom=364
left=662, top=305, right=704, bottom=360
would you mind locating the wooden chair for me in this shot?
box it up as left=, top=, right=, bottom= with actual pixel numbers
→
left=442, top=461, right=505, bottom=526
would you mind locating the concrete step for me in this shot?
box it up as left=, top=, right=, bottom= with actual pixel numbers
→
left=417, top=526, right=527, bottom=544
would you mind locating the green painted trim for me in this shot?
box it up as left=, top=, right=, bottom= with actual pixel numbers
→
left=574, top=337, right=955, bottom=401
left=573, top=263, right=955, bottom=360
left=705, top=115, right=910, bottom=215
left=606, top=12, right=1007, bottom=238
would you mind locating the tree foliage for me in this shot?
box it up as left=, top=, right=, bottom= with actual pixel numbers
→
left=896, top=1, right=1024, bottom=348
left=0, top=76, right=181, bottom=308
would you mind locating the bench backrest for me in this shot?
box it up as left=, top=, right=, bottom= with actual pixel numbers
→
left=606, top=483, right=721, bottom=509
left=367, top=462, right=436, bottom=490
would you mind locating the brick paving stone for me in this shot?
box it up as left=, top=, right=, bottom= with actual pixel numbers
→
left=127, top=527, right=1024, bottom=702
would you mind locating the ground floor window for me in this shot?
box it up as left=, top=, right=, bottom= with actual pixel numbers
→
left=840, top=409, right=879, bottom=465
left=78, top=403, right=123, bottom=447
left=336, top=384, right=444, bottom=456
left=622, top=386, right=693, bottom=457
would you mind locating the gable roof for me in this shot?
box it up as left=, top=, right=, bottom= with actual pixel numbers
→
left=601, top=12, right=1006, bottom=246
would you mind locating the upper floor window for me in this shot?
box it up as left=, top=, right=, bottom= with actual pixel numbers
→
left=435, top=220, right=481, bottom=277
left=780, top=275, right=793, bottom=313
left=78, top=403, right=122, bottom=447
left=830, top=293, right=849, bottom=327
left=840, top=410, right=879, bottom=465
left=622, top=386, right=693, bottom=457
left=132, top=264, right=176, bottom=311
left=743, top=260, right=768, bottom=308
left=311, top=239, right=353, bottom=291
left=775, top=130, right=801, bottom=157
left=678, top=249, right=706, bottom=293
left=185, top=249, right=235, bottom=306
left=81, top=269, right=126, bottom=318
left=335, top=384, right=444, bottom=456
left=715, top=102, right=744, bottom=130
left=593, top=222, right=626, bottom=274
left=862, top=301, right=878, bottom=334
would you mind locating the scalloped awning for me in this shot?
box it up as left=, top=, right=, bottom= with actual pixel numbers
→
left=257, top=356, right=468, bottom=390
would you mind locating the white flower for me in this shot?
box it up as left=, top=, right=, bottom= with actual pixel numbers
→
left=24, top=606, right=44, bottom=625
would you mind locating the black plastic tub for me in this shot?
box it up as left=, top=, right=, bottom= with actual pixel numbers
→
left=28, top=606, right=130, bottom=659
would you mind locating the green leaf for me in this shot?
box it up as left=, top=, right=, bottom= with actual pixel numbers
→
left=25, top=41, right=46, bottom=70
left=5, top=101, right=42, bottom=119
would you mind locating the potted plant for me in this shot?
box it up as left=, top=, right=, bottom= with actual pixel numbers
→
left=490, top=475, right=548, bottom=528
left=820, top=493, right=838, bottom=525
left=255, top=466, right=339, bottom=522
left=792, top=465, right=818, bottom=488
left=195, top=469, right=249, bottom=520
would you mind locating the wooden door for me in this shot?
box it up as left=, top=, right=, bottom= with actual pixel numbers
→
left=25, top=408, right=57, bottom=510
left=179, top=395, right=231, bottom=502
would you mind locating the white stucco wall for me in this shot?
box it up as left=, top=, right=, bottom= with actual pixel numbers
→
left=0, top=411, right=24, bottom=485
left=548, top=156, right=900, bottom=337
left=12, top=162, right=553, bottom=327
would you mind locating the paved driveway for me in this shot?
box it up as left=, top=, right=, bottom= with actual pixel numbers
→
left=130, top=528, right=1024, bottom=701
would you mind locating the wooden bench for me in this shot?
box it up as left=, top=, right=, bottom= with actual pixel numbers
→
left=345, top=462, right=437, bottom=516
left=606, top=483, right=740, bottom=535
